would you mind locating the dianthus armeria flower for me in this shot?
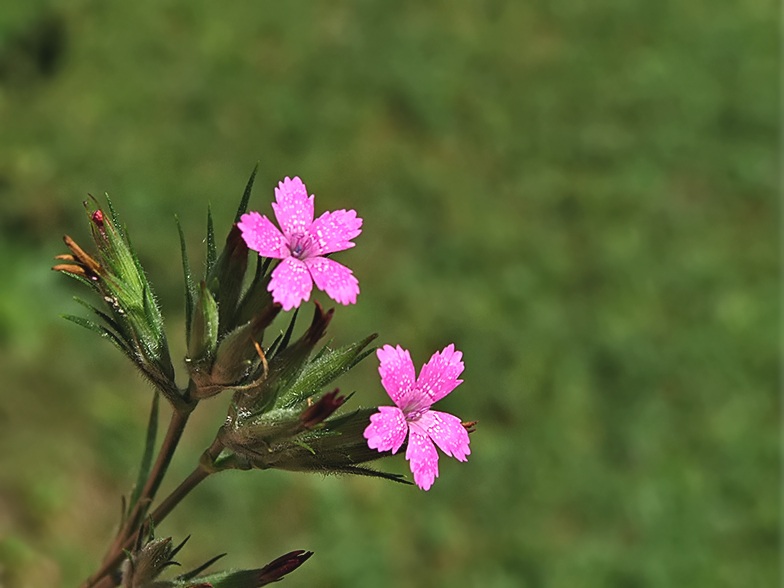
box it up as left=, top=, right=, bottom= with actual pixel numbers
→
left=238, top=176, right=362, bottom=311
left=364, top=344, right=471, bottom=490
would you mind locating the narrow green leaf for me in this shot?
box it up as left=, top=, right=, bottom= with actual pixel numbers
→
left=175, top=553, right=226, bottom=582
left=104, top=193, right=123, bottom=239
left=128, top=392, right=159, bottom=513
left=170, top=535, right=191, bottom=559
left=265, top=333, right=283, bottom=358
left=206, top=204, right=217, bottom=277
left=176, top=215, right=195, bottom=345
left=275, top=307, right=299, bottom=357
left=234, top=162, right=259, bottom=224
left=234, top=256, right=273, bottom=327
left=72, top=296, right=125, bottom=336
left=331, top=466, right=412, bottom=484
left=58, top=270, right=100, bottom=292
left=61, top=314, right=131, bottom=355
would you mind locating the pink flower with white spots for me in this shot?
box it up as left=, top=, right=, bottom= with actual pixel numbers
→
left=238, top=176, right=363, bottom=311
left=364, top=344, right=471, bottom=491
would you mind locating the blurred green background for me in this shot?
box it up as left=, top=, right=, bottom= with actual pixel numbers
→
left=0, top=1, right=777, bottom=587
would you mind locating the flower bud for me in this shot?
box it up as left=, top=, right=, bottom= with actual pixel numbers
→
left=209, top=302, right=281, bottom=386
left=232, top=301, right=334, bottom=413
left=219, top=407, right=405, bottom=483
left=192, top=550, right=313, bottom=588
left=299, top=389, right=345, bottom=428
left=188, top=281, right=220, bottom=363
left=205, top=223, right=249, bottom=335
left=54, top=201, right=177, bottom=401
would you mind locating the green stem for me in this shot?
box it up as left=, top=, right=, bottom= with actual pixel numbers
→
left=81, top=435, right=223, bottom=588
left=81, top=403, right=195, bottom=588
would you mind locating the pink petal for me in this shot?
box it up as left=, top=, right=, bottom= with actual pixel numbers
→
left=304, top=256, right=359, bottom=306
left=417, top=410, right=471, bottom=462
left=271, top=177, right=315, bottom=237
left=308, top=209, right=363, bottom=255
left=268, top=257, right=313, bottom=311
left=376, top=345, right=417, bottom=409
left=363, top=406, right=408, bottom=454
left=237, top=212, right=289, bottom=258
left=405, top=428, right=439, bottom=491
left=416, top=344, right=464, bottom=404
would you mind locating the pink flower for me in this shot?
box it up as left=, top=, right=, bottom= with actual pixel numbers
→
left=364, top=344, right=470, bottom=490
left=238, top=176, right=363, bottom=311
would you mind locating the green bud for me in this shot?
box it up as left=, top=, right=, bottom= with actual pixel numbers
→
left=205, top=224, right=249, bottom=335
left=191, top=550, right=313, bottom=588
left=232, top=302, right=333, bottom=414
left=188, top=281, right=219, bottom=362
left=55, top=203, right=178, bottom=401
left=210, top=302, right=281, bottom=386
left=276, top=334, right=377, bottom=410
left=219, top=408, right=405, bottom=483
left=121, top=536, right=179, bottom=588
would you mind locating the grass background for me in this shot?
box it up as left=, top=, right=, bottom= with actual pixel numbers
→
left=0, top=1, right=778, bottom=587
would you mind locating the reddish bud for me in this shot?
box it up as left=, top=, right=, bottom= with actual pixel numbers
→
left=300, top=389, right=345, bottom=428
left=257, top=550, right=313, bottom=586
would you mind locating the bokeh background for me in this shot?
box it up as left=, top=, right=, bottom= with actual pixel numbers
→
left=0, top=1, right=777, bottom=587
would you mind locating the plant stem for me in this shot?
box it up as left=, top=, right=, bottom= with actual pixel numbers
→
left=88, top=466, right=213, bottom=588
left=122, top=405, right=195, bottom=536
left=81, top=434, right=223, bottom=588
left=81, top=404, right=195, bottom=588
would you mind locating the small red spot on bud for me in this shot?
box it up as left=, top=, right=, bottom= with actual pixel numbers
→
left=91, top=210, right=104, bottom=225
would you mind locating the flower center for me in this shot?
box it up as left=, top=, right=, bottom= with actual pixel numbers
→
left=288, top=232, right=315, bottom=259
left=404, top=406, right=428, bottom=422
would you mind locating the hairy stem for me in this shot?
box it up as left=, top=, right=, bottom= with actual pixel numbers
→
left=81, top=403, right=196, bottom=588
left=81, top=435, right=224, bottom=588
left=89, top=466, right=213, bottom=588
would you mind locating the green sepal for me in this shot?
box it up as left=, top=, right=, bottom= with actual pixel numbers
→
left=264, top=333, right=283, bottom=359
left=274, top=307, right=299, bottom=358
left=277, top=334, right=377, bottom=410
left=210, top=303, right=281, bottom=386
left=234, top=256, right=273, bottom=327
left=95, top=208, right=144, bottom=296
left=104, top=193, right=124, bottom=239
left=227, top=407, right=409, bottom=483
left=205, top=204, right=217, bottom=277
left=234, top=162, right=259, bottom=224
left=206, top=224, right=249, bottom=335
left=175, top=215, right=195, bottom=346
left=189, top=281, right=219, bottom=361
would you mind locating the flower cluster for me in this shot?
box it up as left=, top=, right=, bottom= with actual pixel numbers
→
left=239, top=176, right=473, bottom=490
left=55, top=170, right=476, bottom=588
